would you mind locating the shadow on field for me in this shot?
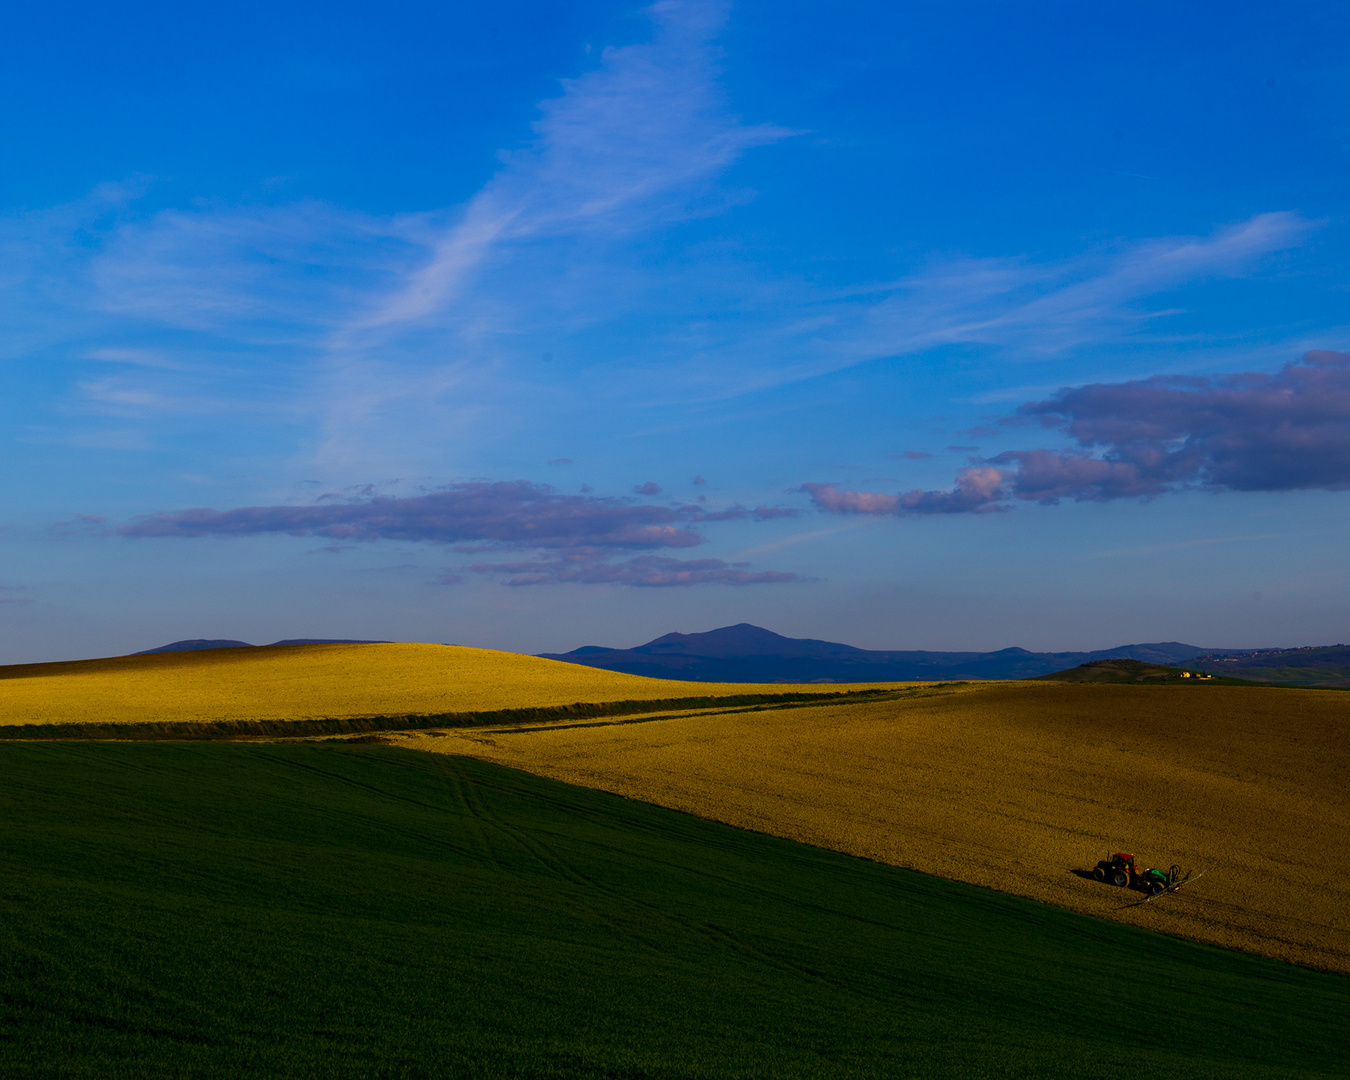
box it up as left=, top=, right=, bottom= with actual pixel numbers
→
left=1070, top=868, right=1137, bottom=892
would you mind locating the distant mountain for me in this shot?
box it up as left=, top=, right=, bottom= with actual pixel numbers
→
left=134, top=639, right=254, bottom=654
left=539, top=623, right=1227, bottom=683
left=133, top=638, right=385, bottom=655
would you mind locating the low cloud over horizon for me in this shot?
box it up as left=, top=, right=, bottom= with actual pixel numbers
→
left=95, top=349, right=1350, bottom=578
left=806, top=351, right=1350, bottom=517
left=114, top=480, right=799, bottom=587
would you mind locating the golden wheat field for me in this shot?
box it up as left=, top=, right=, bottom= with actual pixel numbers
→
left=0, top=643, right=877, bottom=726
left=402, top=681, right=1350, bottom=973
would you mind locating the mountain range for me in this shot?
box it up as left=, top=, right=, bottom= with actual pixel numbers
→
left=134, top=628, right=1346, bottom=686
left=134, top=639, right=385, bottom=655
left=538, top=624, right=1231, bottom=683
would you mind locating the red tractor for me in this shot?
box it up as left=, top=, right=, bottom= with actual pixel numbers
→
left=1093, top=852, right=1188, bottom=896
left=1093, top=852, right=1138, bottom=887
left=1092, top=851, right=1206, bottom=905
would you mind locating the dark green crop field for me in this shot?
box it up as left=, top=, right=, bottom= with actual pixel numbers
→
left=0, top=744, right=1345, bottom=1079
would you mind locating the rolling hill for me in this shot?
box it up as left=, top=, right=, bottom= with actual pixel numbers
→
left=0, top=641, right=899, bottom=733
left=1031, top=658, right=1261, bottom=684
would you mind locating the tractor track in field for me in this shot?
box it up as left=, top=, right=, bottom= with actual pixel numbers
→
left=397, top=681, right=1350, bottom=974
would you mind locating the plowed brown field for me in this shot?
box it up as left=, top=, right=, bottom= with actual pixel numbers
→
left=0, top=643, right=888, bottom=726
left=402, top=681, right=1350, bottom=973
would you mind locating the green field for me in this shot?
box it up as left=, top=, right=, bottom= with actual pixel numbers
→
left=1, top=744, right=1345, bottom=1078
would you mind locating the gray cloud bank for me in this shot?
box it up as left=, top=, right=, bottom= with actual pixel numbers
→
left=117, top=480, right=799, bottom=586
left=121, top=481, right=704, bottom=548
left=807, top=350, right=1350, bottom=515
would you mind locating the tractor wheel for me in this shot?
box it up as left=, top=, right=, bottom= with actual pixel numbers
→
left=1149, top=882, right=1165, bottom=896
left=1093, top=867, right=1105, bottom=882
left=1113, top=870, right=1129, bottom=887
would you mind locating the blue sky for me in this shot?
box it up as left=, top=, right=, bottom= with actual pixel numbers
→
left=2, top=1, right=1348, bottom=662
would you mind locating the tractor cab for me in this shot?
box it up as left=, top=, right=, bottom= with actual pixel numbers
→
left=1093, top=852, right=1137, bottom=886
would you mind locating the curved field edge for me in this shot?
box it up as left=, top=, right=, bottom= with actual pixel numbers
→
left=0, top=687, right=938, bottom=740
left=402, top=681, right=1350, bottom=976
left=1, top=742, right=1345, bottom=1080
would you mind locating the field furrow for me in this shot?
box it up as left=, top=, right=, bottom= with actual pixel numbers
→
left=401, top=681, right=1350, bottom=973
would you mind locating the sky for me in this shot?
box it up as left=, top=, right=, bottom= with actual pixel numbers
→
left=2, top=0, right=1348, bottom=662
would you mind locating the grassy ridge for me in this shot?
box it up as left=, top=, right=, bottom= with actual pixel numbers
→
left=1, top=743, right=1345, bottom=1078
left=1206, top=663, right=1350, bottom=687
left=1194, top=645, right=1350, bottom=687
left=1032, top=658, right=1264, bottom=684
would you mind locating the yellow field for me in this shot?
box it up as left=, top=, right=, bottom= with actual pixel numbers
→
left=0, top=643, right=887, bottom=726
left=402, top=681, right=1350, bottom=973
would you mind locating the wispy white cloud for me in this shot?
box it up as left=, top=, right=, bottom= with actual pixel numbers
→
left=0, top=183, right=139, bottom=360
left=0, top=0, right=1323, bottom=484
left=85, top=347, right=190, bottom=371
left=16, top=1, right=787, bottom=464
left=495, top=210, right=1316, bottom=410
left=91, top=201, right=425, bottom=340
left=347, top=1, right=784, bottom=340
left=871, top=212, right=1312, bottom=357
left=740, top=212, right=1315, bottom=390
left=305, top=0, right=791, bottom=464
